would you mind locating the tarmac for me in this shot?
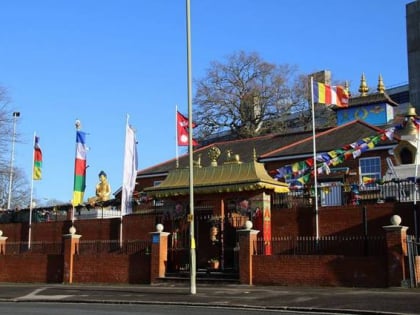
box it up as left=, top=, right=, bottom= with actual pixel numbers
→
left=0, top=283, right=420, bottom=314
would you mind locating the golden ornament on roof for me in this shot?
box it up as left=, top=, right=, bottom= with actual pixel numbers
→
left=208, top=146, right=221, bottom=166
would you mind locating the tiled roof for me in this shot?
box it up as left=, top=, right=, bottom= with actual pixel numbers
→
left=349, top=92, right=399, bottom=107
left=260, top=120, right=398, bottom=160
left=138, top=120, right=399, bottom=177
left=144, top=160, right=289, bottom=198
left=138, top=131, right=312, bottom=176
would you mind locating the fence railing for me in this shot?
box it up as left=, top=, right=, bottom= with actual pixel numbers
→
left=256, top=235, right=387, bottom=256
left=77, top=240, right=151, bottom=255
left=5, top=241, right=63, bottom=255
left=3, top=240, right=152, bottom=256
left=273, top=179, right=420, bottom=208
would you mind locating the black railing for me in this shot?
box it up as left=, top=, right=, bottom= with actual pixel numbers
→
left=256, top=235, right=387, bottom=256
left=77, top=240, right=151, bottom=255
left=5, top=241, right=63, bottom=255
left=273, top=179, right=420, bottom=208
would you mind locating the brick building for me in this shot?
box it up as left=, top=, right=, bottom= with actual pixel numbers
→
left=1, top=77, right=419, bottom=288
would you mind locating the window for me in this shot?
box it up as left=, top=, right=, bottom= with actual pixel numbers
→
left=359, top=157, right=381, bottom=189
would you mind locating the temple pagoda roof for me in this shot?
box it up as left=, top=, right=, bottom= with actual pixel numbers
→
left=144, top=154, right=289, bottom=198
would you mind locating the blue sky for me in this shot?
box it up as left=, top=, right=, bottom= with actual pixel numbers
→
left=0, top=0, right=411, bottom=205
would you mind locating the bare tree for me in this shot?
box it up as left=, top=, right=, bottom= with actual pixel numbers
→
left=0, top=86, right=13, bottom=169
left=0, top=167, right=30, bottom=209
left=193, top=51, right=310, bottom=139
left=0, top=86, right=30, bottom=209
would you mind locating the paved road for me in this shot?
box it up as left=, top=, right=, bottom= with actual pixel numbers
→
left=0, top=283, right=420, bottom=315
left=0, top=302, right=351, bottom=315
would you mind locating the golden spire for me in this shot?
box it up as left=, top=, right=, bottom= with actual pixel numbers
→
left=403, top=104, right=418, bottom=137
left=377, top=74, right=385, bottom=93
left=344, top=81, right=351, bottom=97
left=358, top=73, right=369, bottom=96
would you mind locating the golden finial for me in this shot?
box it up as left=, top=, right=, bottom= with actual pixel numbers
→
left=377, top=74, right=385, bottom=93
left=358, top=73, right=369, bottom=96
left=404, top=104, right=418, bottom=136
left=208, top=146, right=221, bottom=167
left=344, top=81, right=351, bottom=97
left=225, top=149, right=241, bottom=164
left=193, top=153, right=202, bottom=168
left=75, top=119, right=82, bottom=130
left=253, top=148, right=257, bottom=161
left=226, top=149, right=233, bottom=160
left=407, top=104, right=417, bottom=117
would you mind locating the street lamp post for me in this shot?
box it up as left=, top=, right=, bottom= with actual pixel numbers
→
left=7, top=111, right=20, bottom=210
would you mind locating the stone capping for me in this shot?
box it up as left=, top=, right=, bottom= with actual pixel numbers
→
left=237, top=229, right=260, bottom=235
left=149, top=232, right=170, bottom=237
left=382, top=225, right=409, bottom=232
left=63, top=234, right=82, bottom=239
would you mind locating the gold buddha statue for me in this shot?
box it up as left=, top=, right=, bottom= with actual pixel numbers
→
left=89, top=170, right=111, bottom=205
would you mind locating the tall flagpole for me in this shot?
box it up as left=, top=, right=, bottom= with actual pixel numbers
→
left=7, top=111, right=20, bottom=209
left=310, top=77, right=319, bottom=239
left=414, top=123, right=419, bottom=239
left=72, top=121, right=79, bottom=224
left=120, top=114, right=130, bottom=247
left=175, top=105, right=179, bottom=168
left=28, top=132, right=36, bottom=250
left=186, top=0, right=196, bottom=295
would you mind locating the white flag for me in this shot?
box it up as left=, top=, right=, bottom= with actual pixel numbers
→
left=121, top=123, right=138, bottom=215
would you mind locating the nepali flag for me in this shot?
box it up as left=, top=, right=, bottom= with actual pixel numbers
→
left=177, top=111, right=198, bottom=146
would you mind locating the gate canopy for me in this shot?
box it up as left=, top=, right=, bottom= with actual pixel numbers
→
left=144, top=159, right=289, bottom=198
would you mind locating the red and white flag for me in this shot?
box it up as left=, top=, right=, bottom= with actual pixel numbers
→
left=177, top=111, right=198, bottom=146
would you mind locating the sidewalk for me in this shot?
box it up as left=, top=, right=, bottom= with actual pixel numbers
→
left=0, top=283, right=419, bottom=314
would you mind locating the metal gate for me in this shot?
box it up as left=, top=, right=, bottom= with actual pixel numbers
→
left=407, top=235, right=419, bottom=288
left=165, top=209, right=241, bottom=273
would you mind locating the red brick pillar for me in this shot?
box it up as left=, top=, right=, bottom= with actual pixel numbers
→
left=250, top=192, right=272, bottom=255
left=0, top=230, right=7, bottom=255
left=150, top=223, right=170, bottom=284
left=63, top=226, right=81, bottom=284
left=237, top=221, right=259, bottom=285
left=383, top=215, right=408, bottom=287
left=416, top=256, right=420, bottom=285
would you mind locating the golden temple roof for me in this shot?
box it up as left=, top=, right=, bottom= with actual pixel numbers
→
left=144, top=159, right=289, bottom=198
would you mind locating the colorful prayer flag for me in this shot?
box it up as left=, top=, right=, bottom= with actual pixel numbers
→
left=177, top=111, right=198, bottom=146
left=33, top=136, right=42, bottom=180
left=312, top=81, right=349, bottom=108
left=413, top=117, right=420, bottom=130
left=362, top=176, right=376, bottom=185
left=72, top=130, right=87, bottom=206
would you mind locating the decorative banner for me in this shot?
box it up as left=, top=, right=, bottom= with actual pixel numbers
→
left=73, top=130, right=87, bottom=206
left=33, top=136, right=42, bottom=180
left=274, top=125, right=398, bottom=185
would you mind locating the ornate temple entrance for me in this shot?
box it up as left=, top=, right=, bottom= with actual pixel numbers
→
left=159, top=199, right=248, bottom=273
left=144, top=146, right=289, bottom=276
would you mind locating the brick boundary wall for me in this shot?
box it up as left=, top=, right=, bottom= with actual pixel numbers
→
left=73, top=254, right=150, bottom=284
left=271, top=203, right=415, bottom=236
left=253, top=255, right=388, bottom=287
left=0, top=255, right=63, bottom=283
